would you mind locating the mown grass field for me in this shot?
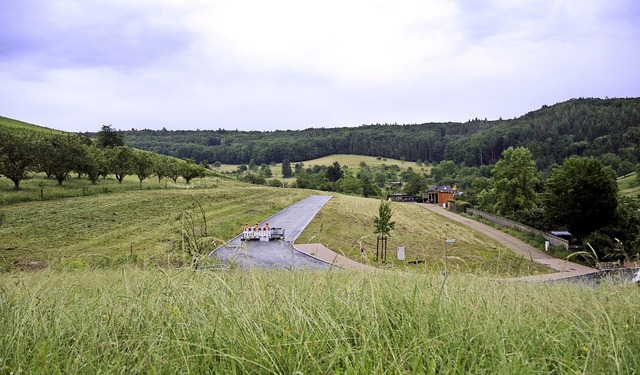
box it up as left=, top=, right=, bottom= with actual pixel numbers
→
left=1, top=269, right=638, bottom=373
left=296, top=195, right=550, bottom=277
left=1, top=175, right=548, bottom=276
left=0, top=178, right=312, bottom=271
left=0, top=172, right=182, bottom=205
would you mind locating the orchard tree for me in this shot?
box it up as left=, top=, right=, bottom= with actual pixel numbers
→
left=180, top=159, right=206, bottom=184
left=106, top=146, right=134, bottom=183
left=492, top=147, right=539, bottom=216
left=0, top=128, right=38, bottom=189
left=132, top=151, right=154, bottom=189
left=336, top=175, right=361, bottom=195
left=40, top=134, right=86, bottom=186
left=167, top=159, right=181, bottom=183
left=82, top=144, right=107, bottom=184
left=152, top=156, right=169, bottom=182
left=544, top=156, right=618, bottom=242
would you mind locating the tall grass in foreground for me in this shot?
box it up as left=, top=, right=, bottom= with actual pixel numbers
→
left=1, top=269, right=639, bottom=374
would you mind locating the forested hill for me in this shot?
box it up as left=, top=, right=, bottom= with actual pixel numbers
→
left=107, top=97, right=640, bottom=169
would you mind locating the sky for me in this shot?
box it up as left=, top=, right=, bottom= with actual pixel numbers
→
left=1, top=0, right=639, bottom=133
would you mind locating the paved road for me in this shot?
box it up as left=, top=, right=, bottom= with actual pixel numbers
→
left=209, top=195, right=334, bottom=269
left=418, top=203, right=597, bottom=280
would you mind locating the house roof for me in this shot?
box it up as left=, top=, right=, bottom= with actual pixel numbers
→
left=427, top=185, right=453, bottom=193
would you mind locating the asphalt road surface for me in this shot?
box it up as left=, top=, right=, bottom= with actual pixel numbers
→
left=209, top=195, right=333, bottom=269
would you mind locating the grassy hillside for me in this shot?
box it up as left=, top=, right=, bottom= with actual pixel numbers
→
left=0, top=178, right=312, bottom=271
left=297, top=195, right=549, bottom=277
left=1, top=269, right=638, bottom=373
left=297, top=154, right=426, bottom=171
left=0, top=115, right=62, bottom=134
left=216, top=154, right=428, bottom=180
left=1, top=174, right=547, bottom=276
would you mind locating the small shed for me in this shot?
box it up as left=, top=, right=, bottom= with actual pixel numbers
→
left=549, top=231, right=572, bottom=242
left=424, top=185, right=460, bottom=204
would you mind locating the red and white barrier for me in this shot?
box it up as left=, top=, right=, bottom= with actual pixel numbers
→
left=242, top=223, right=279, bottom=241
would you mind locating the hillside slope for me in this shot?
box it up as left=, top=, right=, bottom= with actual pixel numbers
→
left=105, top=97, right=639, bottom=169
left=0, top=178, right=548, bottom=276
left=0, top=115, right=62, bottom=134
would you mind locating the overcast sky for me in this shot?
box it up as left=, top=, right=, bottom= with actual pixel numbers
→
left=1, top=0, right=639, bottom=133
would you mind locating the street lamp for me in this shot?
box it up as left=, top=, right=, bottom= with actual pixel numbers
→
left=444, top=239, right=456, bottom=275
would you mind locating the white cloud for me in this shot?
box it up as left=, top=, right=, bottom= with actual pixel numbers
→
left=0, top=0, right=638, bottom=132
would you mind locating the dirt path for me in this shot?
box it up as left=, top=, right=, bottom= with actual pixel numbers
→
left=418, top=203, right=597, bottom=280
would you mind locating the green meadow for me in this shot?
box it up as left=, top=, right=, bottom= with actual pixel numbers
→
left=1, top=269, right=638, bottom=374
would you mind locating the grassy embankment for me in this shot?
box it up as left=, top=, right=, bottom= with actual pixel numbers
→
left=296, top=195, right=550, bottom=277
left=1, top=174, right=548, bottom=276
left=1, top=269, right=638, bottom=373
left=0, top=178, right=313, bottom=271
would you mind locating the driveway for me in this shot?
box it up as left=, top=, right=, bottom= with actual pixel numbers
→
left=209, top=195, right=334, bottom=269
left=419, top=203, right=597, bottom=280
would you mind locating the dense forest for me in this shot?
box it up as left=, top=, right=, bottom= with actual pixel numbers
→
left=107, top=98, right=640, bottom=171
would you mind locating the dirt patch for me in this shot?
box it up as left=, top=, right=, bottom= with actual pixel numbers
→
left=13, top=259, right=48, bottom=271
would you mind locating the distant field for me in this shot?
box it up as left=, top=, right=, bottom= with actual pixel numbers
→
left=618, top=172, right=639, bottom=196
left=299, top=154, right=427, bottom=170
left=215, top=154, right=430, bottom=180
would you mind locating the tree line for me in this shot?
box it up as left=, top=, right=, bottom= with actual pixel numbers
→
left=111, top=98, right=640, bottom=172
left=0, top=125, right=207, bottom=190
left=431, top=147, right=640, bottom=263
